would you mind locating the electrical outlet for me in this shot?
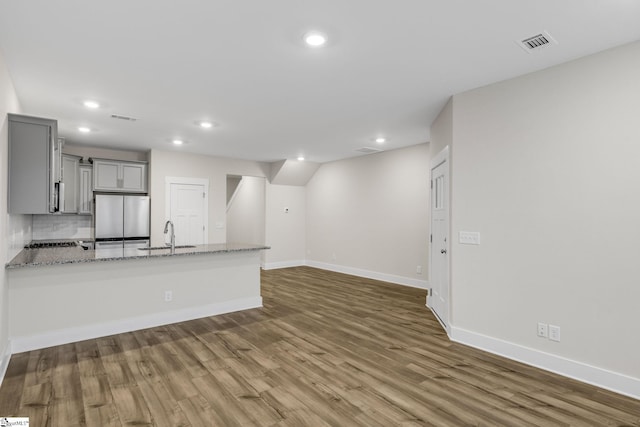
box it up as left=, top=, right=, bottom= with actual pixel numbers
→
left=537, top=322, right=548, bottom=338
left=164, top=290, right=173, bottom=302
left=416, top=265, right=422, bottom=275
left=549, top=325, right=561, bottom=342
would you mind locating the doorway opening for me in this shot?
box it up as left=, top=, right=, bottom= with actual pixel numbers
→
left=226, top=175, right=266, bottom=247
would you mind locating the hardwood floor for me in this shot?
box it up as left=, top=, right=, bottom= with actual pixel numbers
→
left=1, top=266, right=638, bottom=426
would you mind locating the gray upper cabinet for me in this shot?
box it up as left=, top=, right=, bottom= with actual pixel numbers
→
left=60, top=154, right=81, bottom=213
left=92, top=158, right=147, bottom=193
left=121, top=162, right=147, bottom=192
left=93, top=159, right=119, bottom=190
left=8, top=114, right=58, bottom=214
left=78, top=164, right=93, bottom=214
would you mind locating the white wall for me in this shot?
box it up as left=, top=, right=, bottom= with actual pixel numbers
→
left=5, top=213, right=30, bottom=263
left=149, top=149, right=270, bottom=246
left=430, top=97, right=453, bottom=159
left=62, top=144, right=148, bottom=162
left=226, top=176, right=266, bottom=246
left=1, top=49, right=29, bottom=376
left=270, top=159, right=320, bottom=186
left=264, top=183, right=306, bottom=269
left=448, top=41, right=640, bottom=389
left=226, top=175, right=242, bottom=204
left=306, top=144, right=430, bottom=287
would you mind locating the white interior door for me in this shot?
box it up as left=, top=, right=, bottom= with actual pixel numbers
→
left=428, top=151, right=450, bottom=332
left=169, top=183, right=206, bottom=246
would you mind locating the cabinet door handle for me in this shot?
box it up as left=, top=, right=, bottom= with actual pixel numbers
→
left=59, top=182, right=65, bottom=212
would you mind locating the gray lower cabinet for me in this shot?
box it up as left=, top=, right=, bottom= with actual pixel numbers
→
left=60, top=154, right=81, bottom=213
left=93, top=158, right=147, bottom=193
left=8, top=114, right=58, bottom=214
left=78, top=164, right=93, bottom=214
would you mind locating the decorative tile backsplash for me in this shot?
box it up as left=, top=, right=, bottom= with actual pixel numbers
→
left=33, top=215, right=92, bottom=240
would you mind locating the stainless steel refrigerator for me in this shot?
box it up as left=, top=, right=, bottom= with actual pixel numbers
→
left=95, top=195, right=150, bottom=249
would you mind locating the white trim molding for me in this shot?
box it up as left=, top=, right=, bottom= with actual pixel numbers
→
left=263, top=259, right=429, bottom=288
left=11, top=297, right=262, bottom=354
left=306, top=260, right=429, bottom=289
left=262, top=260, right=307, bottom=270
left=450, top=326, right=640, bottom=400
left=0, top=340, right=11, bottom=389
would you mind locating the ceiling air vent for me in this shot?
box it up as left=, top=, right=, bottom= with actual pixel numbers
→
left=518, top=31, right=557, bottom=53
left=111, top=114, right=138, bottom=122
left=355, top=147, right=382, bottom=154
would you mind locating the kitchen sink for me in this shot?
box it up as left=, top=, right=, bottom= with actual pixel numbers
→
left=139, top=245, right=196, bottom=250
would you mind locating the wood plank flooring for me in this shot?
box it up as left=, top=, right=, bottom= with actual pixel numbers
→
left=1, top=266, right=638, bottom=426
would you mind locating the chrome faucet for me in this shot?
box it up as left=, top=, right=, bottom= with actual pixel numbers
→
left=164, top=220, right=175, bottom=253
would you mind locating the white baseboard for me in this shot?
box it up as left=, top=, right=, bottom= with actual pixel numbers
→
left=262, top=259, right=428, bottom=289
left=0, top=340, right=11, bottom=390
left=11, top=297, right=263, bottom=354
left=262, top=260, right=306, bottom=270
left=306, top=260, right=429, bottom=289
left=450, top=326, right=640, bottom=401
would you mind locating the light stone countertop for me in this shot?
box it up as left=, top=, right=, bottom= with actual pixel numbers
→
left=6, top=242, right=270, bottom=269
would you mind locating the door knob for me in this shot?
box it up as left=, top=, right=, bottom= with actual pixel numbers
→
left=441, top=249, right=447, bottom=254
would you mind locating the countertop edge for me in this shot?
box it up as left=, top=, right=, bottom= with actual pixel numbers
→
left=6, top=245, right=270, bottom=269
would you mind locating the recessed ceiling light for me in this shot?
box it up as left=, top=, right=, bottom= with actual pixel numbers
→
left=83, top=100, right=100, bottom=109
left=199, top=121, right=213, bottom=129
left=172, top=139, right=184, bottom=145
left=78, top=126, right=91, bottom=133
left=375, top=137, right=386, bottom=144
left=304, top=31, right=327, bottom=47
left=297, top=156, right=305, bottom=161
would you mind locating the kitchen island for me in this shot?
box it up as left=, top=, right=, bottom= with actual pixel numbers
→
left=5, top=243, right=269, bottom=353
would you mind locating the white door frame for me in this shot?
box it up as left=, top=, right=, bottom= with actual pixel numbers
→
left=165, top=176, right=209, bottom=244
left=428, top=146, right=450, bottom=333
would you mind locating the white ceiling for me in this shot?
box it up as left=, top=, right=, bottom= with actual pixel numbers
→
left=1, top=1, right=639, bottom=163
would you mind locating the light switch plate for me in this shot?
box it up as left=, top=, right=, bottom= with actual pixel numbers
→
left=459, top=231, right=481, bottom=245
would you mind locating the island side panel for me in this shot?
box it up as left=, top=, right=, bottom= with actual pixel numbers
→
left=8, top=251, right=262, bottom=352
